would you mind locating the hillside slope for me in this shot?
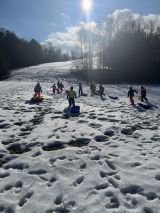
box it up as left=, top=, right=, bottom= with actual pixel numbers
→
left=0, top=61, right=160, bottom=213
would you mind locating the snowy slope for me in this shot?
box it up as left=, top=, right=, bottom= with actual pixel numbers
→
left=0, top=61, right=160, bottom=213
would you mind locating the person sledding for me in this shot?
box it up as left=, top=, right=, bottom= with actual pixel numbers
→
left=141, top=85, right=148, bottom=102
left=34, top=82, right=42, bottom=97
left=78, top=81, right=83, bottom=96
left=90, top=81, right=96, bottom=96
left=51, top=83, right=58, bottom=94
left=99, top=84, right=105, bottom=99
left=60, top=81, right=64, bottom=93
left=128, top=86, right=138, bottom=105
left=57, top=81, right=61, bottom=93
left=64, top=86, right=80, bottom=117
left=67, top=86, right=77, bottom=107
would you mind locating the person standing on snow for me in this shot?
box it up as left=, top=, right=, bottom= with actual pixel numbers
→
left=51, top=83, right=57, bottom=94
left=60, top=81, right=64, bottom=93
left=141, top=85, right=148, bottom=102
left=78, top=82, right=83, bottom=96
left=57, top=81, right=61, bottom=89
left=128, top=86, right=138, bottom=105
left=90, top=81, right=96, bottom=96
left=99, top=84, right=105, bottom=99
left=34, top=82, right=42, bottom=97
left=67, top=86, right=77, bottom=107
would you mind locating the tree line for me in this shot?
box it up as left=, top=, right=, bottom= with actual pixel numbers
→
left=72, top=11, right=160, bottom=83
left=0, top=28, right=71, bottom=79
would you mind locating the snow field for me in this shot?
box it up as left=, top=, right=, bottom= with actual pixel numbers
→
left=0, top=61, right=160, bottom=213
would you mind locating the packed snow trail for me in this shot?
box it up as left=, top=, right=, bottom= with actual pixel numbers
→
left=0, top=61, right=160, bottom=213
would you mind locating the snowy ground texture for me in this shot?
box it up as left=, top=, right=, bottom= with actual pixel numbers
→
left=0, top=61, right=160, bottom=213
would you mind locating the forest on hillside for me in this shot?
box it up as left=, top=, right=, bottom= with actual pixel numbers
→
left=1, top=10, right=160, bottom=83
left=0, top=28, right=71, bottom=79
left=71, top=11, right=160, bottom=83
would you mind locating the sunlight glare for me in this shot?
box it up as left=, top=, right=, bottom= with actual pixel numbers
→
left=82, top=0, right=92, bottom=12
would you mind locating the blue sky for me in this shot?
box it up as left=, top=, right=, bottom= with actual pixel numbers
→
left=0, top=0, right=160, bottom=42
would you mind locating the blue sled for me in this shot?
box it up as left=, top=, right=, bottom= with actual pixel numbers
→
left=63, top=105, right=80, bottom=117
left=137, top=102, right=153, bottom=110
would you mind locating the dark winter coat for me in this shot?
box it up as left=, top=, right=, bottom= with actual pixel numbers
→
left=141, top=88, right=146, bottom=97
left=128, top=89, right=138, bottom=97
left=34, top=83, right=42, bottom=92
left=99, top=85, right=104, bottom=94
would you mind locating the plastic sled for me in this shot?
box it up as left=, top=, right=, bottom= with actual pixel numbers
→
left=81, top=93, right=88, bottom=97
left=109, top=96, right=119, bottom=100
left=63, top=105, right=80, bottom=117
left=137, top=102, right=152, bottom=110
left=31, top=96, right=44, bottom=102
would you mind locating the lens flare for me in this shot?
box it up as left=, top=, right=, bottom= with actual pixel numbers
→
left=82, top=0, right=92, bottom=12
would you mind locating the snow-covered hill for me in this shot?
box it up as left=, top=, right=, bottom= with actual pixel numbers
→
left=0, top=61, right=160, bottom=213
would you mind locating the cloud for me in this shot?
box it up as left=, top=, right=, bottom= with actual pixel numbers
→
left=60, top=13, right=70, bottom=20
left=60, top=13, right=70, bottom=25
left=45, top=21, right=97, bottom=54
left=44, top=9, right=160, bottom=53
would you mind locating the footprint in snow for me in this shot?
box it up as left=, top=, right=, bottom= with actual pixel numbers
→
left=89, top=123, right=102, bottom=129
left=114, top=175, right=121, bottom=180
left=104, top=129, right=115, bottom=137
left=53, top=207, right=70, bottom=213
left=80, top=163, right=86, bottom=170
left=105, top=159, right=117, bottom=171
left=95, top=182, right=108, bottom=190
left=88, top=115, right=97, bottom=119
left=0, top=205, right=4, bottom=212
left=0, top=171, right=10, bottom=179
left=0, top=123, right=11, bottom=129
left=73, top=176, right=84, bottom=187
left=155, top=174, right=160, bottom=181
left=40, top=175, right=57, bottom=187
left=94, top=135, right=108, bottom=142
left=28, top=169, right=47, bottom=175
left=120, top=184, right=144, bottom=195
left=31, top=150, right=41, bottom=157
left=100, top=171, right=109, bottom=179
left=1, top=181, right=23, bottom=194
left=1, top=138, right=15, bottom=145
left=143, top=206, right=154, bottom=213
left=130, top=162, right=142, bottom=167
left=121, top=127, right=133, bottom=135
left=54, top=195, right=63, bottom=205
left=42, top=141, right=66, bottom=151
left=68, top=138, right=90, bottom=147
left=108, top=153, right=119, bottom=158
left=109, top=144, right=119, bottom=148
left=144, top=191, right=158, bottom=201
left=89, top=145, right=101, bottom=152
left=77, top=120, right=88, bottom=124
left=7, top=143, right=31, bottom=155
left=66, top=200, right=76, bottom=209
left=90, top=155, right=100, bottom=161
left=4, top=162, right=30, bottom=171
left=108, top=177, right=119, bottom=189
left=19, top=191, right=33, bottom=207
left=105, top=191, right=120, bottom=209
left=98, top=117, right=109, bottom=121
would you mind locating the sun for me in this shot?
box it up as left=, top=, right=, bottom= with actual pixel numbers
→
left=82, top=0, right=92, bottom=12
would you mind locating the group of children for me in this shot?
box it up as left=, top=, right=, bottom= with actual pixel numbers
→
left=33, top=81, right=148, bottom=108
left=50, top=81, right=64, bottom=94
left=128, top=85, right=148, bottom=105
left=34, top=81, right=64, bottom=97
left=90, top=82, right=105, bottom=98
